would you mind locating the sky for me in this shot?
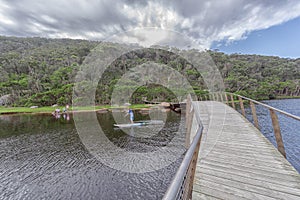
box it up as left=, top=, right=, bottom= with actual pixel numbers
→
left=0, top=0, right=300, bottom=58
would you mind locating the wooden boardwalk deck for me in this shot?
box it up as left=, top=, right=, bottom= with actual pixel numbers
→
left=190, top=101, right=300, bottom=200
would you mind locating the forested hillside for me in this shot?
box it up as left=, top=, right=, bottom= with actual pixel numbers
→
left=0, top=36, right=98, bottom=106
left=210, top=50, right=300, bottom=99
left=0, top=36, right=299, bottom=107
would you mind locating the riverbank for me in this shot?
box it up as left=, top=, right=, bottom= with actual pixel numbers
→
left=275, top=96, right=300, bottom=99
left=0, top=104, right=152, bottom=115
left=2, top=96, right=299, bottom=115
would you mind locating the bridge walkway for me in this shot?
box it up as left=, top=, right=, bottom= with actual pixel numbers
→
left=190, top=101, right=300, bottom=199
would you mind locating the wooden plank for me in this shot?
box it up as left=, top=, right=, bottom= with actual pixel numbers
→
left=198, top=162, right=300, bottom=188
left=193, top=179, right=276, bottom=200
left=200, top=153, right=293, bottom=170
left=196, top=173, right=300, bottom=199
left=199, top=168, right=300, bottom=194
left=192, top=192, right=221, bottom=200
left=200, top=155, right=299, bottom=174
left=191, top=101, right=300, bottom=199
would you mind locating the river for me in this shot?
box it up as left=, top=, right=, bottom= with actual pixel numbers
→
left=1, top=99, right=299, bottom=199
left=242, top=98, right=300, bottom=173
left=0, top=110, right=185, bottom=200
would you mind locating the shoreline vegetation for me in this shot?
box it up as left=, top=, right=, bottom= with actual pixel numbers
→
left=0, top=104, right=153, bottom=115
left=0, top=36, right=299, bottom=109
left=1, top=96, right=300, bottom=115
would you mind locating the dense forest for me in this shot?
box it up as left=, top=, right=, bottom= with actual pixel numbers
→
left=0, top=36, right=299, bottom=107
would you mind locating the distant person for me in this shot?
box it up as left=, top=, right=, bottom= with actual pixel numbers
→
left=125, top=109, right=134, bottom=124
left=63, top=112, right=70, bottom=121
left=52, top=108, right=61, bottom=119
left=63, top=104, right=69, bottom=113
left=52, top=108, right=60, bottom=119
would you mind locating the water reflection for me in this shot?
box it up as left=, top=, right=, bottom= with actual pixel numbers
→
left=0, top=111, right=184, bottom=200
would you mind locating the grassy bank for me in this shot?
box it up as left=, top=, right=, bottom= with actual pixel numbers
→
left=0, top=104, right=152, bottom=114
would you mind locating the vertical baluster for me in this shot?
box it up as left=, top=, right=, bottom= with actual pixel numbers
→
left=238, top=96, right=246, bottom=117
left=230, top=94, right=236, bottom=109
left=225, top=93, right=229, bottom=105
left=220, top=92, right=224, bottom=102
left=185, top=94, right=192, bottom=148
left=187, top=131, right=202, bottom=199
left=250, top=101, right=259, bottom=130
left=269, top=109, right=286, bottom=158
left=186, top=108, right=194, bottom=148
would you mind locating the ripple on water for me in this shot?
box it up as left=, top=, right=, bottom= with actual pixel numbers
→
left=0, top=112, right=185, bottom=199
left=242, top=99, right=300, bottom=173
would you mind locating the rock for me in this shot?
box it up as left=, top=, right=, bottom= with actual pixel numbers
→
left=30, top=106, right=38, bottom=109
left=160, top=102, right=170, bottom=108
left=52, top=104, right=58, bottom=107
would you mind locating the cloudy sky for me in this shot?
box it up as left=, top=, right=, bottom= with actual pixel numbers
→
left=1, top=0, right=300, bottom=57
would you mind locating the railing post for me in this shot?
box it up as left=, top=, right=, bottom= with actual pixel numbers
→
left=269, top=109, right=286, bottom=158
left=185, top=94, right=193, bottom=148
left=230, top=94, right=236, bottom=109
left=185, top=94, right=191, bottom=127
left=238, top=96, right=246, bottom=117
left=225, top=93, right=229, bottom=105
left=185, top=108, right=194, bottom=148
left=250, top=101, right=259, bottom=130
left=187, top=133, right=202, bottom=199
left=220, top=92, right=224, bottom=102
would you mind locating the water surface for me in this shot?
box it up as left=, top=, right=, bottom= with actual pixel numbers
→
left=0, top=110, right=185, bottom=199
left=241, top=99, right=300, bottom=173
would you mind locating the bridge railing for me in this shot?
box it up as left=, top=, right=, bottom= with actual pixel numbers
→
left=209, top=92, right=300, bottom=159
left=163, top=94, right=203, bottom=200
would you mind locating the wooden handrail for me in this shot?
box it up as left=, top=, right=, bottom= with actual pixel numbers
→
left=224, top=92, right=300, bottom=158
left=227, top=93, right=300, bottom=121
left=163, top=94, right=203, bottom=200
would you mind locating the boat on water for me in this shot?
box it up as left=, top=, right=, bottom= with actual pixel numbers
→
left=114, top=120, right=164, bottom=128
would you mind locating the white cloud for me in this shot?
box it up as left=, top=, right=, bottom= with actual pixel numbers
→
left=0, top=0, right=300, bottom=49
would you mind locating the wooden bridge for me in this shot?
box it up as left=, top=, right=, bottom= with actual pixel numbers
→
left=163, top=93, right=300, bottom=200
